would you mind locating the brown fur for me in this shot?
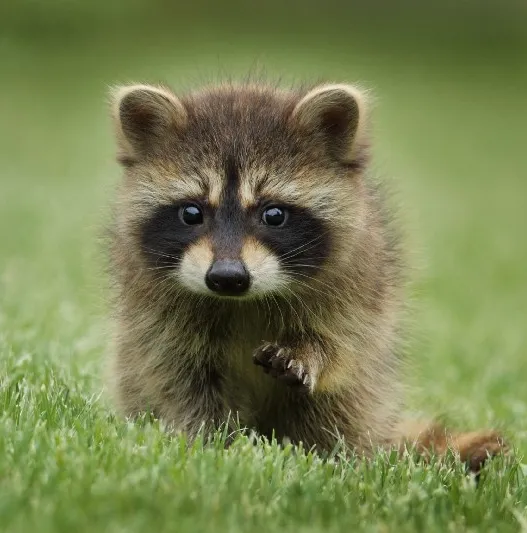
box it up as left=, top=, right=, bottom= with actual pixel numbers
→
left=106, top=80, right=507, bottom=471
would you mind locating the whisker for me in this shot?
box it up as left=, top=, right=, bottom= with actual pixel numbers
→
left=278, top=231, right=330, bottom=261
left=141, top=246, right=180, bottom=261
left=262, top=295, right=273, bottom=328
left=278, top=286, right=303, bottom=325
left=145, top=265, right=176, bottom=272
left=269, top=293, right=285, bottom=331
left=280, top=285, right=318, bottom=323
left=283, top=271, right=334, bottom=298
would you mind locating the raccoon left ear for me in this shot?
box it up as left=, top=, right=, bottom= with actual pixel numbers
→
left=291, top=84, right=368, bottom=164
left=110, top=84, right=187, bottom=165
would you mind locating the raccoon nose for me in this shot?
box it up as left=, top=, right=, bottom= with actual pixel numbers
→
left=205, top=259, right=251, bottom=295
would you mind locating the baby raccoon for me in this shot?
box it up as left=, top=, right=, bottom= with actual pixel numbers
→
left=107, top=81, right=506, bottom=470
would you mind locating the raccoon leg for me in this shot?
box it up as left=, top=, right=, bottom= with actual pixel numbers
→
left=252, top=340, right=325, bottom=393
left=113, top=355, right=229, bottom=440
left=394, top=420, right=508, bottom=473
left=154, top=362, right=232, bottom=440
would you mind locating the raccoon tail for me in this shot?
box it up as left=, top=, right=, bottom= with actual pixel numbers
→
left=393, top=419, right=509, bottom=473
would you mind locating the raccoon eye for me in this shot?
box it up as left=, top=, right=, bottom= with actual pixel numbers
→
left=180, top=204, right=203, bottom=225
left=262, top=206, right=287, bottom=227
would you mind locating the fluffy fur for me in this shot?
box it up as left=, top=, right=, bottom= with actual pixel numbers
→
left=106, top=80, right=506, bottom=469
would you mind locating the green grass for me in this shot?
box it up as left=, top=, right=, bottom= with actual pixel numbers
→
left=1, top=16, right=527, bottom=532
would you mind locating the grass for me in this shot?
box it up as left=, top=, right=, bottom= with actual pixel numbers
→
left=1, top=14, right=527, bottom=532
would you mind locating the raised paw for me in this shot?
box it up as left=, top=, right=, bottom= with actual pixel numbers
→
left=252, top=343, right=313, bottom=391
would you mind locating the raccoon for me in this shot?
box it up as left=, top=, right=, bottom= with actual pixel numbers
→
left=107, top=81, right=506, bottom=470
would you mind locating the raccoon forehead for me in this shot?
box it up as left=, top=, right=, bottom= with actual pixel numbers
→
left=238, top=165, right=345, bottom=215
left=127, top=158, right=344, bottom=216
left=125, top=162, right=224, bottom=206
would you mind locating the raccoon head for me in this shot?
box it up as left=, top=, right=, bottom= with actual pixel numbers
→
left=111, top=82, right=369, bottom=300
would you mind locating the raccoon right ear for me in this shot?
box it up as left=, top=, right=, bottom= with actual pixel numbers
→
left=291, top=84, right=368, bottom=164
left=110, top=84, right=187, bottom=165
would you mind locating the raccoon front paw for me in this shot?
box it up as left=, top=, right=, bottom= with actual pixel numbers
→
left=252, top=343, right=314, bottom=391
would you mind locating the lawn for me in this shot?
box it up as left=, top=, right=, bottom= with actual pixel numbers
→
left=1, top=4, right=527, bottom=531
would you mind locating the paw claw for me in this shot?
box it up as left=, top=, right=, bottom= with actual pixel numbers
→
left=253, top=343, right=312, bottom=391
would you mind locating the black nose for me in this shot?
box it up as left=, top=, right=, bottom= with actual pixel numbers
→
left=205, top=259, right=251, bottom=296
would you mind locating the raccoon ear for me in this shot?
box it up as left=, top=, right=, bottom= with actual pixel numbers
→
left=111, top=84, right=187, bottom=164
left=291, top=84, right=368, bottom=164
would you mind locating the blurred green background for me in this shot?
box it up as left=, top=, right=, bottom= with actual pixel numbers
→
left=1, top=0, right=526, bottom=437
